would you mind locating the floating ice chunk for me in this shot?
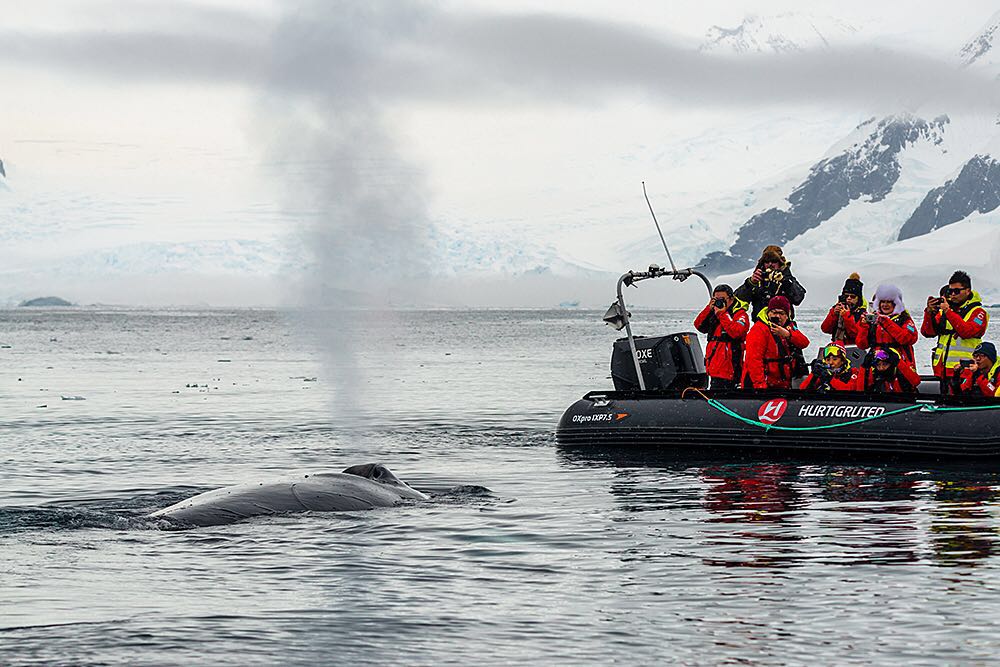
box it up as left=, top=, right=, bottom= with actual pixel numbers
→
left=61, top=395, right=86, bottom=401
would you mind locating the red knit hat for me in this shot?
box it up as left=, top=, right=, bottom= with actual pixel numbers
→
left=768, top=295, right=791, bottom=313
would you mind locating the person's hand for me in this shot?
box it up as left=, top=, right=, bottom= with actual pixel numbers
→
left=833, top=303, right=845, bottom=317
left=940, top=300, right=951, bottom=314
left=770, top=324, right=791, bottom=339
left=926, top=296, right=938, bottom=311
left=751, top=268, right=763, bottom=283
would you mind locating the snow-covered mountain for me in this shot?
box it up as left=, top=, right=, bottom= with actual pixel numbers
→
left=959, top=10, right=1000, bottom=68
left=700, top=13, right=861, bottom=54
left=680, top=11, right=1000, bottom=299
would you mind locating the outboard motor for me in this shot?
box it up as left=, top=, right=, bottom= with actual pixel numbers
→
left=610, top=331, right=708, bottom=391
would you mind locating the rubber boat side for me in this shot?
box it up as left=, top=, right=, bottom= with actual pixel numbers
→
left=556, top=389, right=1000, bottom=458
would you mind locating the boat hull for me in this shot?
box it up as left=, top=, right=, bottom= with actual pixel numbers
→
left=556, top=390, right=1000, bottom=458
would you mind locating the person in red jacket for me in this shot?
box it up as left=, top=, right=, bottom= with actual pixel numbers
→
left=742, top=295, right=810, bottom=391
left=921, top=270, right=989, bottom=392
left=694, top=284, right=750, bottom=390
left=799, top=342, right=859, bottom=392
left=851, top=348, right=921, bottom=394
left=820, top=273, right=865, bottom=345
left=956, top=342, right=1000, bottom=397
left=856, top=283, right=918, bottom=365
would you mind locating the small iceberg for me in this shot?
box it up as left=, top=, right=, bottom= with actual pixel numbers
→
left=19, top=296, right=74, bottom=307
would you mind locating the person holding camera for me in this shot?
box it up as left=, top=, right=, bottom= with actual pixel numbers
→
left=741, top=295, right=810, bottom=391
left=850, top=348, right=921, bottom=394
left=820, top=272, right=865, bottom=345
left=734, top=245, right=806, bottom=319
left=694, top=284, right=750, bottom=391
left=799, top=342, right=858, bottom=392
left=955, top=342, right=1000, bottom=397
left=856, top=283, right=918, bottom=365
left=920, top=270, right=989, bottom=393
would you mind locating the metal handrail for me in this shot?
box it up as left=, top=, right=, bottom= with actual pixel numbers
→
left=609, top=265, right=713, bottom=391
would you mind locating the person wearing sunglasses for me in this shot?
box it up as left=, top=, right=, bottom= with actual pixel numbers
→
left=820, top=272, right=866, bottom=345
left=694, top=284, right=751, bottom=391
left=799, top=342, right=858, bottom=392
left=856, top=283, right=918, bottom=365
left=955, top=342, right=1000, bottom=397
left=920, top=270, right=989, bottom=393
left=851, top=348, right=921, bottom=394
left=741, top=295, right=810, bottom=391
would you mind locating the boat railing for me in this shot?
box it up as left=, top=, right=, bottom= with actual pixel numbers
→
left=603, top=265, right=713, bottom=391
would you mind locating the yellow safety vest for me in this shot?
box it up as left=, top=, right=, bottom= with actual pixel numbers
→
left=933, top=293, right=987, bottom=370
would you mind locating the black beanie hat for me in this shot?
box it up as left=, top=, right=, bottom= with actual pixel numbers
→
left=841, top=272, right=863, bottom=298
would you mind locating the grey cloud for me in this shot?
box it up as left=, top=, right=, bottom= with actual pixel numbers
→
left=4, top=2, right=997, bottom=110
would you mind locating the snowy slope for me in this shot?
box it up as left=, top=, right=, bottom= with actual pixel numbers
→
left=959, top=10, right=1000, bottom=69
left=674, top=8, right=1000, bottom=285
left=700, top=13, right=861, bottom=54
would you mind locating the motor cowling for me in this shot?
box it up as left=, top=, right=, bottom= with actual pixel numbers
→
left=610, top=332, right=708, bottom=391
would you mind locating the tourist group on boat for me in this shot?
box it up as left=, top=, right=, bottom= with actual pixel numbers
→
left=693, top=244, right=996, bottom=396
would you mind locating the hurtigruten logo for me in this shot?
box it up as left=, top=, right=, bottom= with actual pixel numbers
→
left=757, top=399, right=788, bottom=424
left=798, top=404, right=885, bottom=418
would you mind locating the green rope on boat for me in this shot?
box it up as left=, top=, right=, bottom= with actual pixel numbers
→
left=706, top=399, right=1000, bottom=432
left=921, top=404, right=1000, bottom=413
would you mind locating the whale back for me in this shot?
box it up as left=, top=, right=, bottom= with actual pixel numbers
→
left=148, top=465, right=426, bottom=527
left=341, top=463, right=428, bottom=500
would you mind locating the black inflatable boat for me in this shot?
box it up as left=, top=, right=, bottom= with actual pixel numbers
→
left=556, top=265, right=1000, bottom=458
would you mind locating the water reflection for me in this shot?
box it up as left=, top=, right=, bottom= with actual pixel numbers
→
left=930, top=480, right=1000, bottom=567
left=558, top=447, right=1000, bottom=568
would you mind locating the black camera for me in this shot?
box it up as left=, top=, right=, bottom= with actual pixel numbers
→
left=838, top=294, right=849, bottom=305
left=713, top=298, right=726, bottom=309
left=864, top=313, right=879, bottom=325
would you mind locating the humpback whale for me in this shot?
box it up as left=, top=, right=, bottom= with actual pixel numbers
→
left=148, top=463, right=427, bottom=527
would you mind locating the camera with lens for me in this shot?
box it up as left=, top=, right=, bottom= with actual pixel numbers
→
left=864, top=312, right=879, bottom=326
left=713, top=298, right=726, bottom=309
left=838, top=294, right=849, bottom=305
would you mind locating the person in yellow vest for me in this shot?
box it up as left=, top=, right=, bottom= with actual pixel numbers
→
left=957, top=343, right=1000, bottom=397
left=920, top=270, right=989, bottom=394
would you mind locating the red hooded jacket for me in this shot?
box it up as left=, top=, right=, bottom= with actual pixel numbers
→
left=856, top=312, right=918, bottom=364
left=742, top=319, right=810, bottom=390
left=694, top=303, right=750, bottom=381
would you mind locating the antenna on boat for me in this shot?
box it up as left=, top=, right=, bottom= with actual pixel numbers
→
left=642, top=181, right=677, bottom=273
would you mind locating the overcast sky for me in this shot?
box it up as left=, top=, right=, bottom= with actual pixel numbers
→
left=1, top=0, right=997, bottom=305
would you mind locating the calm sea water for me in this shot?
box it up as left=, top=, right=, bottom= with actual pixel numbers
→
left=3, top=307, right=1000, bottom=666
